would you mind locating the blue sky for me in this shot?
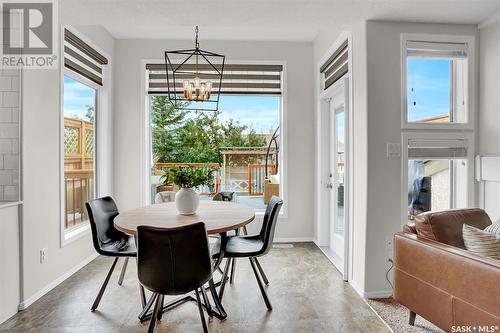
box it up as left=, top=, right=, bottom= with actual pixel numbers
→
left=63, top=76, right=96, bottom=120
left=407, top=58, right=450, bottom=122
left=186, top=95, right=280, bottom=134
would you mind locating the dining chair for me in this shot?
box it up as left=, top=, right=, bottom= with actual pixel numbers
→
left=137, top=222, right=213, bottom=333
left=85, top=196, right=146, bottom=311
left=212, top=196, right=283, bottom=310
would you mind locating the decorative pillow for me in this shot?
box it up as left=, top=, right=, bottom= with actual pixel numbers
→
left=462, top=224, right=500, bottom=261
left=484, top=218, right=500, bottom=235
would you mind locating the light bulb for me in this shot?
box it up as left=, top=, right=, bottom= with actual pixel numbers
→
left=194, top=77, right=200, bottom=89
left=200, top=84, right=206, bottom=101
left=205, top=81, right=212, bottom=100
left=183, top=80, right=190, bottom=99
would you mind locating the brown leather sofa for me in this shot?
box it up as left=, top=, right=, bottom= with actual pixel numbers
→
left=394, top=208, right=500, bottom=332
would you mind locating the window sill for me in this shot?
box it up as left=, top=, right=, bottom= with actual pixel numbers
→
left=61, top=222, right=91, bottom=247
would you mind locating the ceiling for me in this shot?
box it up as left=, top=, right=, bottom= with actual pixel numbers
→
left=61, top=0, right=500, bottom=41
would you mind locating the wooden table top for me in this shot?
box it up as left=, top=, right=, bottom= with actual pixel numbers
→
left=114, top=201, right=255, bottom=235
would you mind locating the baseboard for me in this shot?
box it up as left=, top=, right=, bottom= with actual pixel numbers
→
left=350, top=280, right=393, bottom=299
left=18, top=253, right=98, bottom=310
left=274, top=237, right=314, bottom=243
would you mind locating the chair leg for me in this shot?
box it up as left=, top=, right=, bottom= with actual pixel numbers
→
left=140, top=284, right=147, bottom=308
left=249, top=257, right=272, bottom=310
left=229, top=258, right=237, bottom=284
left=218, top=258, right=231, bottom=300
left=254, top=257, right=269, bottom=285
left=200, top=285, right=213, bottom=317
left=409, top=311, right=416, bottom=326
left=157, top=294, right=164, bottom=321
left=195, top=289, right=209, bottom=333
left=147, top=293, right=162, bottom=333
left=91, top=257, right=118, bottom=311
left=118, top=257, right=129, bottom=286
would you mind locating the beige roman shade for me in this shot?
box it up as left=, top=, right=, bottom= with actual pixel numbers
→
left=408, top=139, right=468, bottom=159
left=320, top=39, right=348, bottom=90
left=146, top=63, right=283, bottom=95
left=405, top=40, right=468, bottom=59
left=64, top=29, right=108, bottom=86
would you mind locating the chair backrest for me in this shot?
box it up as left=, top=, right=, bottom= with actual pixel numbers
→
left=85, top=196, right=127, bottom=254
left=212, top=191, right=236, bottom=202
left=155, top=191, right=176, bottom=204
left=259, top=196, right=283, bottom=255
left=137, top=222, right=212, bottom=295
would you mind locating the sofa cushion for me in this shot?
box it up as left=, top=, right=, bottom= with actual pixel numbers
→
left=485, top=218, right=500, bottom=235
left=414, top=208, right=492, bottom=249
left=463, top=224, right=500, bottom=261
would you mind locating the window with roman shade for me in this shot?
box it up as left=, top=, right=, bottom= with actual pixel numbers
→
left=63, top=29, right=108, bottom=86
left=320, top=39, right=348, bottom=90
left=403, top=36, right=471, bottom=125
left=146, top=63, right=283, bottom=95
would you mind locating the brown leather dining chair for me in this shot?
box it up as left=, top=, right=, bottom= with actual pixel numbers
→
left=212, top=196, right=283, bottom=310
left=86, top=196, right=145, bottom=311
left=137, top=222, right=213, bottom=333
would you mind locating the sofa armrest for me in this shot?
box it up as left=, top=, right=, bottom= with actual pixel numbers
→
left=394, top=232, right=500, bottom=329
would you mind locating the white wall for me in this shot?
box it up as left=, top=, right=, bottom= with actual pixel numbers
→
left=478, top=20, right=500, bottom=219
left=364, top=21, right=478, bottom=294
left=313, top=21, right=478, bottom=297
left=113, top=39, right=315, bottom=240
left=0, top=205, right=20, bottom=323
left=19, top=24, right=115, bottom=309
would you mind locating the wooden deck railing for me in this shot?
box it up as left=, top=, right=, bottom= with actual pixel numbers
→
left=248, top=164, right=276, bottom=195
left=64, top=169, right=94, bottom=229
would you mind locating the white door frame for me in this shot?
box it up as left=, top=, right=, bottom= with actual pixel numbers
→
left=315, top=32, right=354, bottom=282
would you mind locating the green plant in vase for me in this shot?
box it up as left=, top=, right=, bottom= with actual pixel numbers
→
left=160, top=166, right=214, bottom=215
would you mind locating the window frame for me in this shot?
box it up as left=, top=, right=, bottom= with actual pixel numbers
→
left=400, top=131, right=475, bottom=226
left=400, top=33, right=475, bottom=130
left=60, top=69, right=100, bottom=245
left=59, top=27, right=110, bottom=247
left=141, top=59, right=288, bottom=217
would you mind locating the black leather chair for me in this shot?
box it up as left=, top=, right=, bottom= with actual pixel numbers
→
left=137, top=222, right=213, bottom=333
left=213, top=196, right=283, bottom=310
left=86, top=196, right=144, bottom=311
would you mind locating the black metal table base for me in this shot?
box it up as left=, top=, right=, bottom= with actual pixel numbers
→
left=138, top=277, right=227, bottom=322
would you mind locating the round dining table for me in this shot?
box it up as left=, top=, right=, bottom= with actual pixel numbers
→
left=114, top=200, right=255, bottom=236
left=114, top=200, right=255, bottom=322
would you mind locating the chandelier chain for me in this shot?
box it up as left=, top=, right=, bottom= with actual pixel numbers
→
left=195, top=26, right=199, bottom=49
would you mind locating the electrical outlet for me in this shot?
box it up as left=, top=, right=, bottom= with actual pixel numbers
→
left=40, top=248, right=48, bottom=264
left=385, top=237, right=393, bottom=261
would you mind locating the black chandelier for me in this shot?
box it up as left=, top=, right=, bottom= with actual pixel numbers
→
left=164, top=26, right=225, bottom=111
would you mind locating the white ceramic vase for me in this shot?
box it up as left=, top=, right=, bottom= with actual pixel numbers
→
left=175, top=187, right=199, bottom=215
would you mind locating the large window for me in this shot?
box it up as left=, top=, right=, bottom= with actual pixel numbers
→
left=63, top=75, right=97, bottom=230
left=403, top=36, right=471, bottom=126
left=149, top=94, right=281, bottom=212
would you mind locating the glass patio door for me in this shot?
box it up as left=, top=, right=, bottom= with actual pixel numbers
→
left=328, top=80, right=349, bottom=279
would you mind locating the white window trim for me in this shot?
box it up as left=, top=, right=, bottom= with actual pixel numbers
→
left=400, top=33, right=476, bottom=131
left=400, top=131, right=475, bottom=227
left=140, top=59, right=288, bottom=218
left=59, top=27, right=111, bottom=247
